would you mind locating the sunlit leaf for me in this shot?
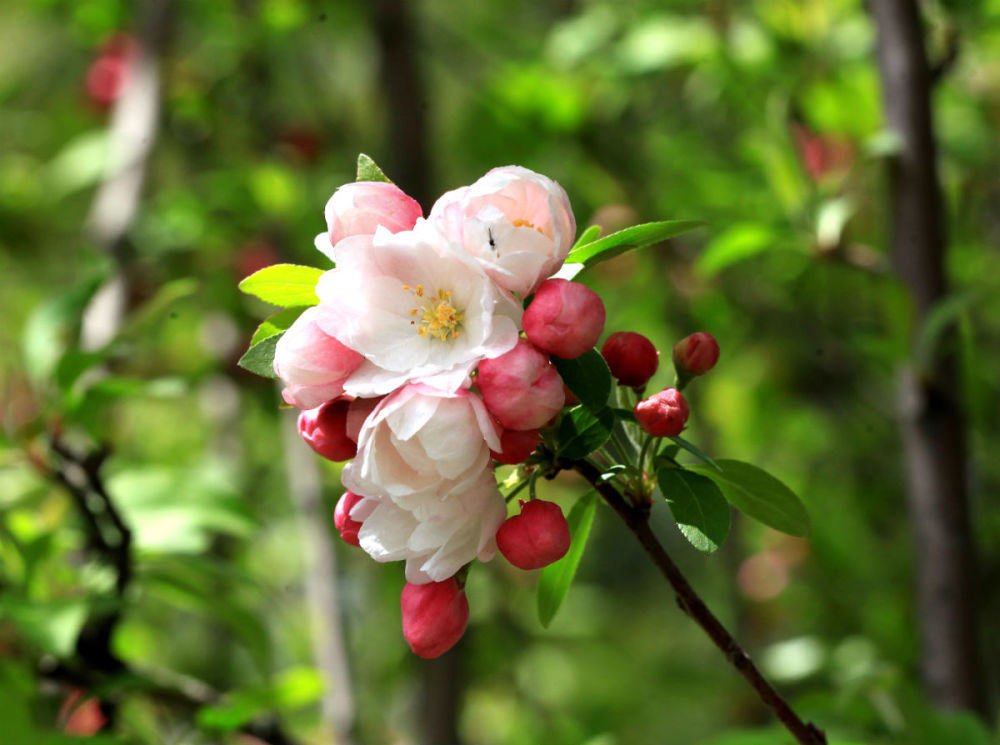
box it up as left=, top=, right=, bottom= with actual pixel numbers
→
left=567, top=220, right=702, bottom=266
left=251, top=306, right=308, bottom=345
left=356, top=153, right=393, bottom=183
left=238, top=264, right=323, bottom=307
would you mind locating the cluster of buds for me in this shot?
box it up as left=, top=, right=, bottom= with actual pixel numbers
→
left=249, top=158, right=718, bottom=658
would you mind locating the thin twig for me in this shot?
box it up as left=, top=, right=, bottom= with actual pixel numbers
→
left=563, top=457, right=827, bottom=745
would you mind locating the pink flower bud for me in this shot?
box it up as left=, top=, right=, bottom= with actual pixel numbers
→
left=401, top=578, right=469, bottom=659
left=602, top=331, right=659, bottom=387
left=523, top=279, right=606, bottom=360
left=490, top=428, right=540, bottom=465
left=476, top=340, right=565, bottom=430
left=672, top=332, right=720, bottom=376
left=298, top=398, right=357, bottom=462
left=496, top=499, right=571, bottom=570
left=273, top=307, right=364, bottom=410
left=634, top=387, right=689, bottom=438
left=324, top=181, right=423, bottom=248
left=334, top=490, right=365, bottom=546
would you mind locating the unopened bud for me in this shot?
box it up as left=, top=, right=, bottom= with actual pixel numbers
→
left=334, top=491, right=364, bottom=546
left=523, top=279, right=605, bottom=360
left=490, top=428, right=541, bottom=465
left=672, top=332, right=719, bottom=377
left=401, top=578, right=469, bottom=658
left=476, top=340, right=565, bottom=430
left=634, top=387, right=689, bottom=438
left=601, top=331, right=659, bottom=387
left=298, top=398, right=357, bottom=462
left=496, top=499, right=571, bottom=570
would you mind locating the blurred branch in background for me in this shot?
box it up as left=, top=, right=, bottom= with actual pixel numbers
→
left=870, top=0, right=989, bottom=720
left=280, top=410, right=356, bottom=744
left=80, top=0, right=171, bottom=351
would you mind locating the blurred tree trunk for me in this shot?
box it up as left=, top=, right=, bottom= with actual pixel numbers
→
left=870, top=0, right=989, bottom=718
left=370, top=0, right=432, bottom=207
left=370, top=3, right=463, bottom=743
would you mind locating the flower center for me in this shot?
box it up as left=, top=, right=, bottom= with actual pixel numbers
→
left=403, top=284, right=463, bottom=341
left=511, top=218, right=544, bottom=234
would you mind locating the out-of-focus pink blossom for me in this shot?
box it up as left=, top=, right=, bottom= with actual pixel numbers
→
left=672, top=332, right=720, bottom=376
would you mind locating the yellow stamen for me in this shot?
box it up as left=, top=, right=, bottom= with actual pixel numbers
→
left=512, top=218, right=544, bottom=234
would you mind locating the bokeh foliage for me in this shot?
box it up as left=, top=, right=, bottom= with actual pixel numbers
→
left=1, top=0, right=999, bottom=743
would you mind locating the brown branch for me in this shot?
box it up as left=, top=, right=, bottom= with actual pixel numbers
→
left=562, top=458, right=827, bottom=745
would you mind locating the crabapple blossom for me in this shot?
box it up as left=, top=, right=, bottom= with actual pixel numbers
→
left=489, top=427, right=540, bottom=465
left=273, top=307, right=364, bottom=409
left=634, top=387, right=689, bottom=438
left=298, top=398, right=357, bottom=462
left=673, top=332, right=720, bottom=376
left=476, top=339, right=565, bottom=431
left=429, top=166, right=576, bottom=296
left=316, top=223, right=521, bottom=397
left=314, top=181, right=423, bottom=261
left=523, top=278, right=605, bottom=360
left=342, top=385, right=506, bottom=582
left=401, top=578, right=469, bottom=658
left=334, top=491, right=365, bottom=546
left=602, top=331, right=659, bottom=387
left=496, top=499, right=571, bottom=570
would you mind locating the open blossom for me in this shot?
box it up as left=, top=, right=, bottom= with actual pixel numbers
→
left=429, top=166, right=576, bottom=296
left=314, top=181, right=423, bottom=261
left=315, top=222, right=521, bottom=397
left=273, top=307, right=364, bottom=409
left=342, top=385, right=506, bottom=582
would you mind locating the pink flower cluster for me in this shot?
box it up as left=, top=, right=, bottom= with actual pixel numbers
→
left=272, top=166, right=605, bottom=656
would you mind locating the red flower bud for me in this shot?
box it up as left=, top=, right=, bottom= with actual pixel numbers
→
left=601, top=331, right=659, bottom=387
left=334, top=491, right=364, bottom=546
left=496, top=499, right=571, bottom=570
left=298, top=398, right=357, bottom=462
left=672, top=332, right=719, bottom=376
left=476, top=339, right=565, bottom=430
left=523, top=279, right=606, bottom=360
left=490, top=428, right=540, bottom=465
left=401, top=578, right=469, bottom=658
left=634, top=388, right=689, bottom=438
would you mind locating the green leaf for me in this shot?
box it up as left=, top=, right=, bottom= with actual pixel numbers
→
left=551, top=349, right=611, bottom=411
left=670, top=435, right=721, bottom=470
left=537, top=492, right=597, bottom=627
left=567, top=220, right=703, bottom=267
left=238, top=264, right=324, bottom=307
left=572, top=224, right=602, bottom=250
left=692, top=459, right=809, bottom=537
left=356, top=153, right=393, bottom=183
left=612, top=407, right=637, bottom=422
left=238, top=334, right=281, bottom=379
left=556, top=406, right=615, bottom=459
left=251, top=306, right=308, bottom=345
left=695, top=222, right=774, bottom=278
left=658, top=468, right=730, bottom=553
left=117, top=278, right=197, bottom=342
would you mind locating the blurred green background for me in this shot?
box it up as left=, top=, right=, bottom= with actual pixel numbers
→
left=2, top=0, right=999, bottom=743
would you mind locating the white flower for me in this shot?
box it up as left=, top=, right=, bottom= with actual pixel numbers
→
left=342, top=384, right=507, bottom=582
left=428, top=165, right=576, bottom=296
left=315, top=222, right=521, bottom=397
